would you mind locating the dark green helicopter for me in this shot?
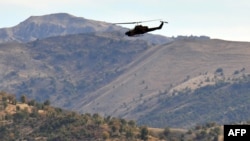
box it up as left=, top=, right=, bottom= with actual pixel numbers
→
left=115, top=19, right=168, bottom=37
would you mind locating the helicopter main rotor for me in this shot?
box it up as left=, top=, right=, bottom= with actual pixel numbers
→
left=114, top=19, right=167, bottom=25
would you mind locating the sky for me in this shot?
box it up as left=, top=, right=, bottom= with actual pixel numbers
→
left=1, top=0, right=250, bottom=41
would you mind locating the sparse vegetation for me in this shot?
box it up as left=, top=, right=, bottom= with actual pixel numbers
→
left=1, top=91, right=243, bottom=141
left=139, top=74, right=250, bottom=128
left=0, top=92, right=166, bottom=140
left=215, top=68, right=224, bottom=76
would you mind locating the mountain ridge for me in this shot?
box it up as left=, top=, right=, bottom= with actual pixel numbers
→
left=0, top=13, right=120, bottom=43
left=0, top=13, right=171, bottom=44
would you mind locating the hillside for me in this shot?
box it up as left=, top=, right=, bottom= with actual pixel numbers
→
left=0, top=13, right=171, bottom=109
left=0, top=92, right=226, bottom=141
left=73, top=39, right=250, bottom=128
left=139, top=76, right=250, bottom=128
left=0, top=33, right=154, bottom=108
left=0, top=92, right=162, bottom=141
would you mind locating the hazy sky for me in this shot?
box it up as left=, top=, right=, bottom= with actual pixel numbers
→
left=1, top=0, right=249, bottom=41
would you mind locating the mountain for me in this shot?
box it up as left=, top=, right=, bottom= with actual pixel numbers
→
left=0, top=13, right=170, bottom=107
left=72, top=39, right=250, bottom=128
left=1, top=33, right=250, bottom=129
left=1, top=13, right=250, bottom=129
left=0, top=13, right=119, bottom=43
left=0, top=13, right=171, bottom=44
left=0, top=33, right=153, bottom=107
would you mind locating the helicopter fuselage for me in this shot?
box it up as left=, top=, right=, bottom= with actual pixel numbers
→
left=125, top=21, right=164, bottom=37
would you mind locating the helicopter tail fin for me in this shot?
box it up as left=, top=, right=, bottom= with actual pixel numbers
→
left=159, top=22, right=164, bottom=29
left=158, top=21, right=168, bottom=29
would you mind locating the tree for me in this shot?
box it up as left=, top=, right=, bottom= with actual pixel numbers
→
left=3, top=101, right=8, bottom=109
left=140, top=126, right=149, bottom=140
left=128, top=120, right=136, bottom=127
left=7, top=94, right=15, bottom=104
left=13, top=110, right=29, bottom=122
left=215, top=68, right=223, bottom=75
left=44, top=100, right=50, bottom=106
left=120, top=118, right=127, bottom=126
left=126, top=129, right=134, bottom=139
left=16, top=106, right=20, bottom=111
left=163, top=127, right=171, bottom=137
left=28, top=100, right=36, bottom=106
left=20, top=95, right=27, bottom=103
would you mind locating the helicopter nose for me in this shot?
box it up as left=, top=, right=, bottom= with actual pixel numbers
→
left=125, top=31, right=131, bottom=36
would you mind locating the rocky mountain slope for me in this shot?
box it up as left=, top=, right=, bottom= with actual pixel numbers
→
left=72, top=39, right=250, bottom=128
left=0, top=13, right=119, bottom=43
left=0, top=33, right=153, bottom=108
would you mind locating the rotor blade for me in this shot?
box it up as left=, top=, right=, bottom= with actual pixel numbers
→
left=161, top=21, right=168, bottom=24
left=138, top=19, right=162, bottom=23
left=113, top=22, right=140, bottom=25
left=113, top=19, right=162, bottom=25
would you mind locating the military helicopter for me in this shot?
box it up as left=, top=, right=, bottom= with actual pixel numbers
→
left=114, top=19, right=168, bottom=37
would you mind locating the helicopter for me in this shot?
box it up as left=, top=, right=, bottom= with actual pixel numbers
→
left=114, top=19, right=168, bottom=37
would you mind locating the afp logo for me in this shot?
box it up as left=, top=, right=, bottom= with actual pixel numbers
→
left=224, top=125, right=250, bottom=141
